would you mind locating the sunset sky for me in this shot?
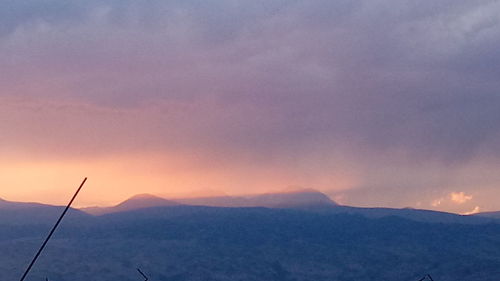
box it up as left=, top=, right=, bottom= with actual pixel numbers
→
left=1, top=1, right=500, bottom=214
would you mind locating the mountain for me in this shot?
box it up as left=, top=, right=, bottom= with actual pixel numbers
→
left=81, top=194, right=180, bottom=215
left=80, top=190, right=496, bottom=225
left=2, top=195, right=500, bottom=280
left=176, top=190, right=495, bottom=224
left=474, top=211, right=500, bottom=219
left=0, top=197, right=52, bottom=209
left=4, top=190, right=493, bottom=225
left=177, top=189, right=337, bottom=208
left=2, top=205, right=500, bottom=281
left=250, top=189, right=337, bottom=207
left=308, top=205, right=496, bottom=224
left=82, top=190, right=335, bottom=215
left=0, top=197, right=90, bottom=225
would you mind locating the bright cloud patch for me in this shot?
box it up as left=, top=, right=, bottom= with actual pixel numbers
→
left=450, top=192, right=473, bottom=204
left=462, top=206, right=480, bottom=215
left=431, top=198, right=443, bottom=207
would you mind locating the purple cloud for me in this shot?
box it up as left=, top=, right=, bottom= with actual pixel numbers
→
left=2, top=0, right=500, bottom=209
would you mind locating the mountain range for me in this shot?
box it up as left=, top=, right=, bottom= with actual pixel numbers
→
left=78, top=190, right=496, bottom=224
left=2, top=190, right=500, bottom=281
left=81, top=189, right=336, bottom=215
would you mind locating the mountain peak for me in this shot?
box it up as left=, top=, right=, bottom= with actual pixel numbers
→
left=114, top=194, right=180, bottom=210
left=279, top=187, right=322, bottom=194
left=127, top=193, right=164, bottom=200
left=176, top=189, right=336, bottom=208
left=252, top=189, right=337, bottom=208
left=83, top=194, right=180, bottom=215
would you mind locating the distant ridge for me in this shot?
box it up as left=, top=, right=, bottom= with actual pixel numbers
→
left=81, top=190, right=336, bottom=215
left=2, top=191, right=499, bottom=225
left=2, top=199, right=500, bottom=280
left=0, top=198, right=90, bottom=224
left=473, top=211, right=500, bottom=219
left=0, top=198, right=51, bottom=209
left=82, top=194, right=180, bottom=215
left=75, top=190, right=500, bottom=225
left=114, top=194, right=180, bottom=211
left=176, top=189, right=337, bottom=208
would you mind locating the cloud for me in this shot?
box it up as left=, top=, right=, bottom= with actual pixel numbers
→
left=2, top=0, right=499, bottom=161
left=2, top=1, right=500, bottom=208
left=450, top=192, right=473, bottom=204
left=462, top=206, right=481, bottom=215
left=418, top=191, right=478, bottom=214
left=430, top=192, right=473, bottom=208
left=431, top=199, right=443, bottom=207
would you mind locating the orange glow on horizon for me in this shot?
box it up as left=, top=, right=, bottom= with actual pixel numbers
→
left=0, top=153, right=356, bottom=208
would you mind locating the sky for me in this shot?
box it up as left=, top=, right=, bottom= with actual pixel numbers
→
left=1, top=0, right=500, bottom=213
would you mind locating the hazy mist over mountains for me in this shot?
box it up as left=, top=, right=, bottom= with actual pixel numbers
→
left=2, top=190, right=500, bottom=281
left=82, top=189, right=336, bottom=215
